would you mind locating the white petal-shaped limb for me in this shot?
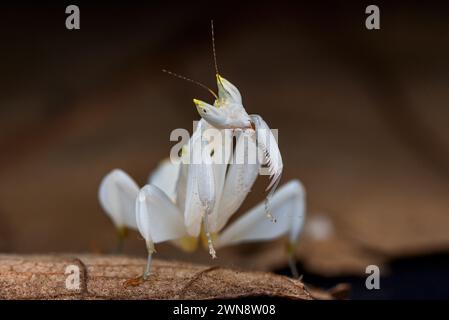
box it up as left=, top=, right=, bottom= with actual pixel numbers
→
left=216, top=180, right=305, bottom=248
left=135, top=184, right=187, bottom=280
left=183, top=120, right=216, bottom=238
left=197, top=155, right=217, bottom=258
left=204, top=126, right=233, bottom=232
left=148, top=158, right=180, bottom=202
left=98, top=169, right=139, bottom=230
left=212, top=129, right=259, bottom=233
left=250, top=114, right=283, bottom=193
left=250, top=114, right=283, bottom=221
left=135, top=184, right=187, bottom=244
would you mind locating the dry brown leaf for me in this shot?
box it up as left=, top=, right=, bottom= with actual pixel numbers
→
left=0, top=254, right=312, bottom=300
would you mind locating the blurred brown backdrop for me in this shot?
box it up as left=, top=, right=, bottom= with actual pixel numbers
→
left=0, top=1, right=448, bottom=276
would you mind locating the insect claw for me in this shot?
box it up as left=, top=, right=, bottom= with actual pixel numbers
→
left=208, top=237, right=217, bottom=259
left=203, top=214, right=218, bottom=259
left=264, top=198, right=277, bottom=223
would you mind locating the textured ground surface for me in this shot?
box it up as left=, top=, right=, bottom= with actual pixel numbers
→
left=0, top=254, right=312, bottom=300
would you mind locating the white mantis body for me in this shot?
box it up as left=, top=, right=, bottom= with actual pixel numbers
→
left=98, top=23, right=306, bottom=280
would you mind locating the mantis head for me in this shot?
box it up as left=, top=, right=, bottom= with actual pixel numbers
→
left=193, top=74, right=252, bottom=129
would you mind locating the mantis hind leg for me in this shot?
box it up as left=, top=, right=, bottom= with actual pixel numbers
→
left=288, top=248, right=300, bottom=279
left=142, top=252, right=153, bottom=280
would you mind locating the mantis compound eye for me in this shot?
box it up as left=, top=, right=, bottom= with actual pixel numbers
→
left=193, top=99, right=229, bottom=129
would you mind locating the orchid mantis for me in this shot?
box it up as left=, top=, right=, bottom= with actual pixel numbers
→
left=99, top=100, right=305, bottom=280
left=100, top=162, right=305, bottom=280
left=98, top=22, right=306, bottom=281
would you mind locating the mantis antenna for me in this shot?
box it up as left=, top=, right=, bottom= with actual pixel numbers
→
left=162, top=69, right=218, bottom=99
left=211, top=20, right=227, bottom=92
left=211, top=20, right=219, bottom=75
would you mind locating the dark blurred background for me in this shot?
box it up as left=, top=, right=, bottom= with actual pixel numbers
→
left=0, top=1, right=449, bottom=299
